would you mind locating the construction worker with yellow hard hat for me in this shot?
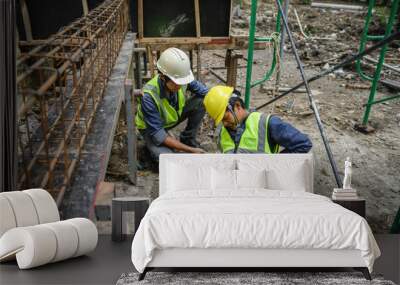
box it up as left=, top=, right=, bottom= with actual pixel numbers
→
left=135, top=47, right=209, bottom=162
left=204, top=86, right=312, bottom=154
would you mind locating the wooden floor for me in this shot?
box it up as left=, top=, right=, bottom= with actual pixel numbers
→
left=0, top=235, right=398, bottom=285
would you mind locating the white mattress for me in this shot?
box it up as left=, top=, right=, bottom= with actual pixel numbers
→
left=131, top=190, right=380, bottom=273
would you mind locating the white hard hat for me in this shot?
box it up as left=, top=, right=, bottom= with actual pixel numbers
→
left=157, top=47, right=194, bottom=85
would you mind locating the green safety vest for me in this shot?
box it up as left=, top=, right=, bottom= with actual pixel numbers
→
left=218, top=112, right=279, bottom=154
left=135, top=75, right=186, bottom=130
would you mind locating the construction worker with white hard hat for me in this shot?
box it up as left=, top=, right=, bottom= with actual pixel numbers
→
left=203, top=86, right=312, bottom=154
left=135, top=47, right=208, bottom=162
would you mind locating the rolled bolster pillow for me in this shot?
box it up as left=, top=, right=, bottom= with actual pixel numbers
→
left=0, top=189, right=59, bottom=237
left=0, top=226, right=57, bottom=269
left=0, top=196, right=17, bottom=237
left=66, top=218, right=98, bottom=257
left=0, top=218, right=98, bottom=269
left=42, top=221, right=79, bottom=263
left=0, top=191, right=39, bottom=228
left=23, top=189, right=60, bottom=224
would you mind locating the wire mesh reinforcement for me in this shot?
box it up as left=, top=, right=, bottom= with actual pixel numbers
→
left=16, top=0, right=129, bottom=206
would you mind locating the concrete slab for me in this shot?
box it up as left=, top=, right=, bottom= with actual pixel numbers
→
left=61, top=32, right=134, bottom=219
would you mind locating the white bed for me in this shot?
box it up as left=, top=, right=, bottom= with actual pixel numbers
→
left=131, top=154, right=380, bottom=280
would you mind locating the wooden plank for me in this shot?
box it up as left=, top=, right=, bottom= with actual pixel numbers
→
left=20, top=0, right=33, bottom=41
left=137, top=36, right=269, bottom=51
left=311, top=2, right=366, bottom=11
left=139, top=37, right=211, bottom=45
left=229, top=0, right=233, bottom=39
left=82, top=0, right=89, bottom=16
left=139, top=36, right=253, bottom=45
left=196, top=45, right=202, bottom=81
left=138, top=42, right=268, bottom=51
left=380, top=79, right=400, bottom=90
left=226, top=49, right=242, bottom=88
left=146, top=45, right=155, bottom=77
left=364, top=56, right=400, bottom=74
left=138, top=0, right=144, bottom=39
left=194, top=0, right=201, bottom=38
left=124, top=50, right=138, bottom=185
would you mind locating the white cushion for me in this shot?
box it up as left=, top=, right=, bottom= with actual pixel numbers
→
left=160, top=154, right=237, bottom=195
left=0, top=189, right=97, bottom=269
left=236, top=169, right=267, bottom=189
left=266, top=161, right=307, bottom=191
left=0, top=189, right=59, bottom=238
left=0, top=226, right=57, bottom=269
left=0, top=218, right=98, bottom=269
left=167, top=162, right=211, bottom=192
left=238, top=157, right=311, bottom=192
left=160, top=154, right=313, bottom=194
left=66, top=218, right=98, bottom=257
left=212, top=168, right=237, bottom=190
left=0, top=192, right=39, bottom=227
left=42, top=221, right=79, bottom=262
left=0, top=196, right=17, bottom=237
left=23, top=189, right=60, bottom=224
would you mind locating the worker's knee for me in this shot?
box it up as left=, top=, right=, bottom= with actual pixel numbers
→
left=185, top=96, right=205, bottom=112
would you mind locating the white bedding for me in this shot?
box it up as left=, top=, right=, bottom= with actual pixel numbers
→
left=131, top=190, right=380, bottom=273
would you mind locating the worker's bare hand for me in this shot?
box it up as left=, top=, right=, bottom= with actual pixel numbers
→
left=167, top=131, right=176, bottom=140
left=191, top=147, right=206, bottom=154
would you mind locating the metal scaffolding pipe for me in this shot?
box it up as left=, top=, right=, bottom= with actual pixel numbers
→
left=274, top=0, right=342, bottom=188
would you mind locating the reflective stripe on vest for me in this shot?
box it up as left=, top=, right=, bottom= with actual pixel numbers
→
left=218, top=112, right=279, bottom=154
left=135, top=75, right=185, bottom=129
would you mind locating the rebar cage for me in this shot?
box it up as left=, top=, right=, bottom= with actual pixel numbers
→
left=17, top=0, right=129, bottom=206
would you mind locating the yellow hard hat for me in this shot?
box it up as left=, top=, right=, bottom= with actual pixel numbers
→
left=203, top=86, right=234, bottom=126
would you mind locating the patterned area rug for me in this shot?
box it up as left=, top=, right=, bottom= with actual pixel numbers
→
left=116, top=272, right=395, bottom=285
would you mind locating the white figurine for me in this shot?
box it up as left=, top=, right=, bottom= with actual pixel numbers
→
left=343, top=157, right=352, bottom=189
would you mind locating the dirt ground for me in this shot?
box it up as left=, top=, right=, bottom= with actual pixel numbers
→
left=106, top=3, right=400, bottom=234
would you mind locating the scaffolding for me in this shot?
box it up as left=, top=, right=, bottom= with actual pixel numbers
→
left=355, top=0, right=400, bottom=131
left=17, top=0, right=129, bottom=206
left=244, top=0, right=282, bottom=108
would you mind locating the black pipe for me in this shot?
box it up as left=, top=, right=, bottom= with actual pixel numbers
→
left=274, top=0, right=342, bottom=188
left=0, top=0, right=18, bottom=192
left=256, top=30, right=400, bottom=111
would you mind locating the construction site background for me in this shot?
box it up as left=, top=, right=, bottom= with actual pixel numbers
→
left=104, top=1, right=400, bottom=235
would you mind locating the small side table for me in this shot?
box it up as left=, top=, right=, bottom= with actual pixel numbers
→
left=112, top=197, right=150, bottom=242
left=332, top=199, right=366, bottom=218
